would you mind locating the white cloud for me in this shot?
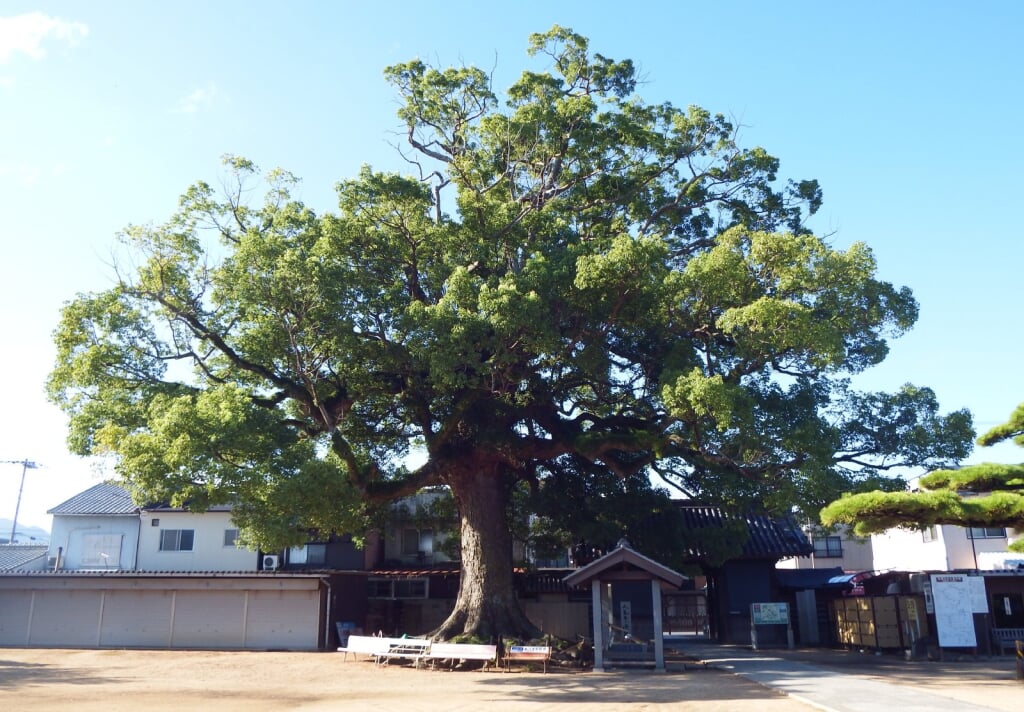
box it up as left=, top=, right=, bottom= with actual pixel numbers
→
left=175, top=83, right=219, bottom=114
left=0, top=74, right=13, bottom=88
left=0, top=12, right=88, bottom=63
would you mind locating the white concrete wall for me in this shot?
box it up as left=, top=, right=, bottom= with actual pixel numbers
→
left=137, top=510, right=258, bottom=571
left=870, top=526, right=950, bottom=572
left=48, top=515, right=140, bottom=571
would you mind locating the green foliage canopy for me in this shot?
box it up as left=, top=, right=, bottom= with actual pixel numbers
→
left=822, top=401, right=1024, bottom=551
left=47, top=27, right=974, bottom=634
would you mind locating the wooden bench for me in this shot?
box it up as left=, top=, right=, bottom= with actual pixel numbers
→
left=504, top=645, right=551, bottom=673
left=424, top=642, right=498, bottom=670
left=991, top=628, right=1024, bottom=655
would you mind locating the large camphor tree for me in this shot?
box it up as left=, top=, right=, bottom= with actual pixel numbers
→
left=822, top=402, right=1024, bottom=551
left=48, top=27, right=973, bottom=639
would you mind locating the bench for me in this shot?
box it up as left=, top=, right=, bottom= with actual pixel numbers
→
left=338, top=634, right=431, bottom=664
left=991, top=628, right=1024, bottom=655
left=337, top=634, right=390, bottom=662
left=424, top=642, right=498, bottom=670
left=376, top=637, right=432, bottom=665
left=504, top=645, right=551, bottom=673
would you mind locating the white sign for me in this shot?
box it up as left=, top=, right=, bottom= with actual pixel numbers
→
left=931, top=574, right=977, bottom=647
left=751, top=602, right=789, bottom=625
left=967, top=576, right=989, bottom=613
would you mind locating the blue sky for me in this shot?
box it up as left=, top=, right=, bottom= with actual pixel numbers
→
left=2, top=1, right=1021, bottom=532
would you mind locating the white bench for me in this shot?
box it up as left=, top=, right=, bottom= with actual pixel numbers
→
left=338, top=635, right=431, bottom=664
left=337, top=634, right=390, bottom=662
left=377, top=637, right=432, bottom=665
left=424, top=642, right=498, bottom=670
left=504, top=645, right=551, bottom=673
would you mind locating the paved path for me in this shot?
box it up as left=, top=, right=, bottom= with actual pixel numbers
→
left=676, top=641, right=1020, bottom=712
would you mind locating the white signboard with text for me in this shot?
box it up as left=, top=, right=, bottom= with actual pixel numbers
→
left=930, top=574, right=977, bottom=647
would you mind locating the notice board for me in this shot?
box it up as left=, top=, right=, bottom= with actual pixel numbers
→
left=930, top=574, right=977, bottom=647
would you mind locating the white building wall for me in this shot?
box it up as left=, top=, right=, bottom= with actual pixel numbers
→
left=48, top=515, right=140, bottom=571
left=870, top=525, right=1016, bottom=572
left=777, top=527, right=874, bottom=571
left=137, top=510, right=258, bottom=571
left=870, top=527, right=950, bottom=572
left=942, top=525, right=1012, bottom=569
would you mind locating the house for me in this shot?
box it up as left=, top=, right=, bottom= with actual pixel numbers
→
left=871, top=524, right=1021, bottom=572
left=138, top=503, right=258, bottom=572
left=776, top=525, right=874, bottom=573
left=374, top=487, right=458, bottom=568
left=47, top=482, right=141, bottom=571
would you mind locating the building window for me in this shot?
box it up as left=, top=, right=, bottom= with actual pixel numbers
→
left=159, top=529, right=195, bottom=551
left=306, top=543, right=326, bottom=565
left=968, top=527, right=1007, bottom=539
left=922, top=526, right=938, bottom=543
left=813, top=536, right=843, bottom=558
left=401, top=528, right=433, bottom=556
left=288, top=543, right=327, bottom=566
left=368, top=577, right=429, bottom=599
left=224, top=529, right=239, bottom=547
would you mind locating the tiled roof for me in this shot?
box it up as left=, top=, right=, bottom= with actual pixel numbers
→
left=48, top=482, right=138, bottom=516
left=564, top=540, right=687, bottom=588
left=677, top=505, right=813, bottom=561
left=142, top=502, right=234, bottom=513
left=0, top=544, right=48, bottom=571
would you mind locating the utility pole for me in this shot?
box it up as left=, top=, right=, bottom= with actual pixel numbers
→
left=2, top=459, right=40, bottom=544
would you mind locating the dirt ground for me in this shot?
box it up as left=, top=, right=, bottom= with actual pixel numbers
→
left=0, top=648, right=815, bottom=712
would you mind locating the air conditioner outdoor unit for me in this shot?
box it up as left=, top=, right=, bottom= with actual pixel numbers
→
left=262, top=554, right=280, bottom=571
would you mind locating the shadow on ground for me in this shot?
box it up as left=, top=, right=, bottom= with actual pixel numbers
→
left=473, top=666, right=791, bottom=705
left=0, top=658, right=114, bottom=689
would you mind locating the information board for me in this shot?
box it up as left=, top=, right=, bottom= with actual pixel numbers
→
left=751, top=602, right=789, bottom=625
left=967, top=575, right=989, bottom=613
left=930, top=574, right=977, bottom=647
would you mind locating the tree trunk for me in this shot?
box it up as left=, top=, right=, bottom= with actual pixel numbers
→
left=433, top=464, right=540, bottom=641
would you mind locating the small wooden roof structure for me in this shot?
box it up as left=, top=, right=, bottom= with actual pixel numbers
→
left=564, top=539, right=686, bottom=589
left=564, top=539, right=686, bottom=672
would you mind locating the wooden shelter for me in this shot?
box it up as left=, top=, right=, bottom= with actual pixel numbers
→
left=563, top=539, right=686, bottom=671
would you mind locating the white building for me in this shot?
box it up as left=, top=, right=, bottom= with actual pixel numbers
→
left=778, top=521, right=1022, bottom=574
left=138, top=504, right=258, bottom=572
left=46, top=483, right=259, bottom=572
left=776, top=525, right=874, bottom=573
left=47, top=482, right=141, bottom=571
left=871, top=524, right=1020, bottom=572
